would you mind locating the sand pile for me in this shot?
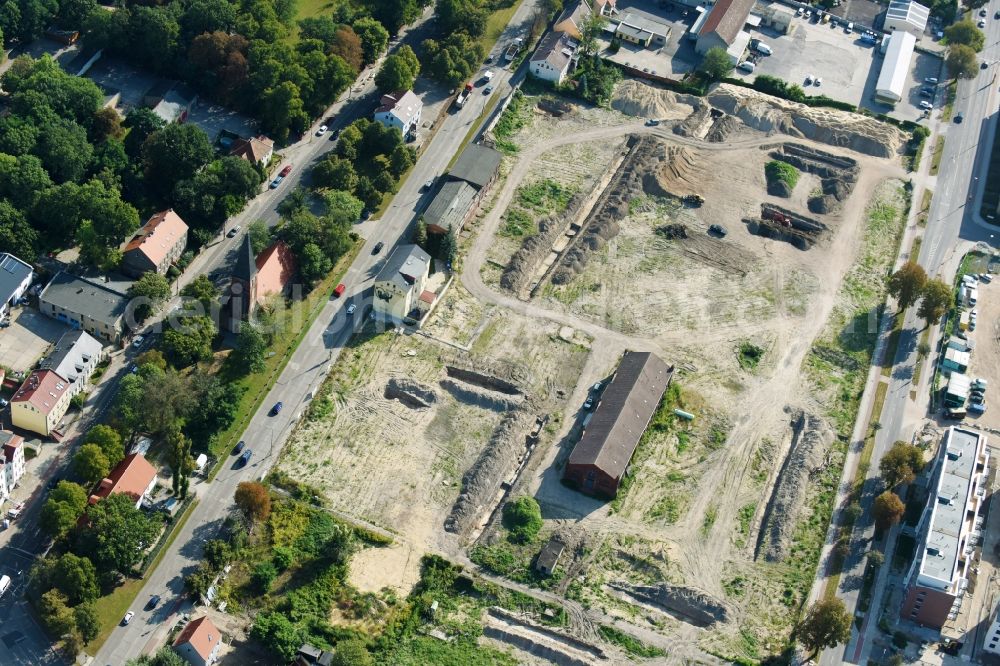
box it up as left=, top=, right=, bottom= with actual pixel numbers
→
left=611, top=79, right=697, bottom=120
left=706, top=84, right=903, bottom=158
left=643, top=145, right=701, bottom=197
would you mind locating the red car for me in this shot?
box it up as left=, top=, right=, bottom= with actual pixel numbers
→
left=333, top=283, right=346, bottom=298
left=279, top=165, right=292, bottom=177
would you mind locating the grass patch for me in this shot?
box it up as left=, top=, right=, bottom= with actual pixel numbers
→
left=499, top=208, right=534, bottom=238
left=765, top=160, right=800, bottom=190
left=913, top=327, right=932, bottom=386
left=597, top=625, right=666, bottom=658
left=930, top=136, right=945, bottom=175
left=517, top=179, right=572, bottom=211
left=737, top=341, right=764, bottom=371
left=208, top=241, right=362, bottom=473
left=492, top=90, right=531, bottom=154
left=942, top=80, right=957, bottom=122
left=701, top=504, right=718, bottom=537
left=478, top=0, right=524, bottom=53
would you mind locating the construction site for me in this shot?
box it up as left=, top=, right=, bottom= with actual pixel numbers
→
left=276, top=78, right=912, bottom=664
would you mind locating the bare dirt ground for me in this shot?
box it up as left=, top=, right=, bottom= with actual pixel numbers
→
left=456, top=79, right=908, bottom=659
left=961, top=275, right=1000, bottom=432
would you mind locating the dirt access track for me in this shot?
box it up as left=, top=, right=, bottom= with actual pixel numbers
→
left=457, top=79, right=907, bottom=660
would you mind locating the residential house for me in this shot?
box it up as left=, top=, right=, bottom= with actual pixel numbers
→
left=89, top=453, right=158, bottom=509
left=39, top=272, right=130, bottom=344
left=0, top=431, right=25, bottom=504
left=694, top=0, right=756, bottom=61
left=554, top=0, right=591, bottom=40
left=121, top=209, right=189, bottom=278
left=614, top=9, right=670, bottom=49
left=900, top=428, right=989, bottom=635
left=40, top=330, right=105, bottom=398
left=144, top=81, right=198, bottom=124
left=373, top=90, right=422, bottom=137
left=535, top=538, right=566, bottom=575
left=884, top=0, right=930, bottom=38
left=229, top=135, right=274, bottom=165
left=373, top=245, right=431, bottom=322
left=173, top=616, right=222, bottom=666
left=448, top=143, right=503, bottom=191
left=0, top=253, right=33, bottom=319
left=529, top=31, right=576, bottom=84
left=11, top=369, right=72, bottom=437
left=563, top=351, right=673, bottom=497
left=594, top=0, right=617, bottom=16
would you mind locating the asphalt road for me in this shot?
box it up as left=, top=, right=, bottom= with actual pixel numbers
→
left=93, top=3, right=541, bottom=663
left=820, top=12, right=1000, bottom=665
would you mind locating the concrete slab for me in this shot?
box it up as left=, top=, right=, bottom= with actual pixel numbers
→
left=0, top=308, right=68, bottom=375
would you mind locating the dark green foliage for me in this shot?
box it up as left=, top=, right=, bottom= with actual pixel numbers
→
left=40, top=481, right=88, bottom=539
left=204, top=539, right=232, bottom=569
left=252, top=611, right=304, bottom=662
left=375, top=45, right=420, bottom=92
left=765, top=160, right=800, bottom=190
left=161, top=315, right=217, bottom=367
left=597, top=625, right=666, bottom=657
left=502, top=496, right=543, bottom=543
left=567, top=55, right=621, bottom=106
left=75, top=493, right=161, bottom=579
left=235, top=322, right=268, bottom=374
left=698, top=46, right=734, bottom=81
left=252, top=561, right=278, bottom=592
left=753, top=74, right=808, bottom=102
left=421, top=33, right=486, bottom=88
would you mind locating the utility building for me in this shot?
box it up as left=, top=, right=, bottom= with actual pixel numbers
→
left=874, top=31, right=916, bottom=104
left=563, top=351, right=673, bottom=498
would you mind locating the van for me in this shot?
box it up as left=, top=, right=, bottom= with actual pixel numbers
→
left=0, top=575, right=10, bottom=597
left=846, top=22, right=854, bottom=33
left=755, top=42, right=773, bottom=55
left=738, top=60, right=755, bottom=73
left=970, top=288, right=979, bottom=305
left=946, top=407, right=967, bottom=420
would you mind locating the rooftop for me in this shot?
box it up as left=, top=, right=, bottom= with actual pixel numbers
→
left=919, top=427, right=987, bottom=587
left=40, top=271, right=129, bottom=327
left=699, top=0, right=757, bottom=45
left=531, top=30, right=576, bottom=72
left=449, top=143, right=502, bottom=190
left=376, top=90, right=422, bottom=119
left=0, top=431, right=23, bottom=462
left=0, top=253, right=32, bottom=302
left=423, top=180, right=477, bottom=232
left=536, top=538, right=565, bottom=571
left=41, top=330, right=103, bottom=384
left=229, top=135, right=274, bottom=163
left=11, top=369, right=70, bottom=415
left=123, top=209, right=188, bottom=268
left=616, top=9, right=671, bottom=39
left=173, top=616, right=221, bottom=660
left=887, top=0, right=930, bottom=29
left=567, top=351, right=672, bottom=478
left=91, top=453, right=156, bottom=503
left=375, top=245, right=431, bottom=292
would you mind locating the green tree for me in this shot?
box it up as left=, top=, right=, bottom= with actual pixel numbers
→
left=313, top=155, right=358, bottom=191
left=873, top=490, right=905, bottom=531
left=502, top=496, right=543, bottom=543
left=251, top=561, right=277, bottom=592
left=879, top=441, right=925, bottom=488
left=298, top=242, right=332, bottom=284
left=421, top=33, right=485, bottom=88
left=123, top=107, right=166, bottom=158
left=916, top=279, right=952, bottom=327
left=798, top=598, right=851, bottom=659
left=329, top=25, right=364, bottom=71
left=39, top=589, right=75, bottom=638
left=34, top=118, right=92, bottom=183
left=0, top=153, right=52, bottom=210
left=40, top=481, right=88, bottom=539
left=352, top=16, right=389, bottom=65
left=91, top=107, right=124, bottom=142
left=234, top=481, right=271, bottom=524
left=235, top=322, right=268, bottom=374
left=887, top=261, right=927, bottom=311
left=182, top=372, right=245, bottom=447
left=52, top=553, right=100, bottom=605
left=439, top=225, right=457, bottom=265
left=389, top=144, right=414, bottom=178
left=181, top=275, right=219, bottom=311
left=247, top=220, right=272, bottom=255
left=324, top=189, right=364, bottom=226
left=0, top=200, right=39, bottom=260
left=375, top=46, right=420, bottom=92
left=698, top=46, right=734, bottom=81
left=142, top=123, right=214, bottom=198
left=76, top=493, right=161, bottom=578
left=74, top=602, right=100, bottom=644
left=85, top=425, right=125, bottom=468
left=944, top=19, right=985, bottom=52
left=414, top=219, right=428, bottom=248
left=251, top=611, right=303, bottom=662
left=125, top=646, right=188, bottom=666
left=127, top=272, right=171, bottom=322
left=329, top=639, right=374, bottom=666
left=435, top=0, right=487, bottom=37
left=579, top=11, right=607, bottom=56
left=184, top=562, right=215, bottom=598
left=947, top=44, right=979, bottom=79
left=203, top=539, right=232, bottom=569
left=136, top=349, right=168, bottom=371
left=162, top=315, right=217, bottom=367
left=73, top=444, right=111, bottom=485
left=366, top=0, right=421, bottom=33
left=167, top=427, right=193, bottom=498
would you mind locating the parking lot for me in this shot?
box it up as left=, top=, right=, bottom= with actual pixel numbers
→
left=963, top=271, right=1000, bottom=431
left=0, top=308, right=67, bottom=375
left=598, top=1, right=699, bottom=79
left=737, top=15, right=942, bottom=123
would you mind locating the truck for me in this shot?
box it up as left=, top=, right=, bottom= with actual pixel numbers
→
left=455, top=82, right=473, bottom=108
left=503, top=41, right=520, bottom=63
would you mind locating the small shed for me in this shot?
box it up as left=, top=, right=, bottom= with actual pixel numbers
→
left=942, top=348, right=969, bottom=374
left=535, top=538, right=566, bottom=575
left=947, top=336, right=972, bottom=352
left=194, top=453, right=208, bottom=473
left=945, top=373, right=971, bottom=408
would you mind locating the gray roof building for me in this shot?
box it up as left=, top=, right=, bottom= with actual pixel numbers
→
left=536, top=538, right=566, bottom=575
left=375, top=245, right=431, bottom=292
left=0, top=253, right=33, bottom=312
left=39, top=272, right=130, bottom=343
left=449, top=144, right=503, bottom=190
left=423, top=180, right=478, bottom=231
left=41, top=330, right=104, bottom=387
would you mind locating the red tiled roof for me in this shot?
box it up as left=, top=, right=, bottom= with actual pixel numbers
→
left=254, top=241, right=297, bottom=302
left=3, top=433, right=23, bottom=463
left=173, top=616, right=221, bottom=659
left=123, top=209, right=188, bottom=267
left=229, top=135, right=274, bottom=163
left=699, top=0, right=756, bottom=44
left=11, top=369, right=69, bottom=415
left=91, top=453, right=156, bottom=503
left=419, top=290, right=435, bottom=304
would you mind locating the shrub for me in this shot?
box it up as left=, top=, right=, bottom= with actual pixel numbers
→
left=765, top=160, right=800, bottom=190
left=251, top=561, right=278, bottom=593
left=502, top=496, right=543, bottom=544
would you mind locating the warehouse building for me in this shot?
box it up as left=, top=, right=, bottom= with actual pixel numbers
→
left=874, top=31, right=916, bottom=104
left=563, top=351, right=673, bottom=498
left=884, top=0, right=930, bottom=38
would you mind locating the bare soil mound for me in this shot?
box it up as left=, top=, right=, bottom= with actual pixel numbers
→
left=642, top=145, right=702, bottom=198
left=706, top=84, right=903, bottom=158
left=384, top=377, right=438, bottom=408
left=611, top=79, right=697, bottom=120
left=609, top=582, right=729, bottom=627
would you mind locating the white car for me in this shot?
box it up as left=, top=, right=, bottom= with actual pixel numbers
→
left=919, top=100, right=932, bottom=110
left=132, top=335, right=144, bottom=348
left=814, top=77, right=822, bottom=86
left=122, top=611, right=134, bottom=626
left=979, top=19, right=987, bottom=28
left=316, top=125, right=328, bottom=136
left=346, top=303, right=357, bottom=315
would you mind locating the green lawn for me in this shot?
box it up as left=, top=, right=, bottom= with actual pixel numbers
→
left=479, top=0, right=525, bottom=52
left=208, top=241, right=362, bottom=475
left=87, top=500, right=200, bottom=655
left=930, top=137, right=945, bottom=175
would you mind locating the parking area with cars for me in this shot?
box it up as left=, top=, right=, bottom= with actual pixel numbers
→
left=959, top=267, right=1000, bottom=430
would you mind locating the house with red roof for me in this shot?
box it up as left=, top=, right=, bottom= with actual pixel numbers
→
left=694, top=0, right=756, bottom=60
left=89, top=453, right=158, bottom=509
left=173, top=616, right=222, bottom=666
left=10, top=369, right=72, bottom=437
left=122, top=209, right=189, bottom=278
left=229, top=135, right=274, bottom=165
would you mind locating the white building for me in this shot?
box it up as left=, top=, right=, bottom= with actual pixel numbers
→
left=373, top=245, right=431, bottom=323
left=875, top=31, right=916, bottom=104
left=530, top=31, right=576, bottom=84
left=985, top=603, right=1000, bottom=654
left=40, top=330, right=105, bottom=398
left=0, top=431, right=25, bottom=504
left=0, top=253, right=33, bottom=319
left=884, top=0, right=930, bottom=38
left=373, top=90, right=422, bottom=137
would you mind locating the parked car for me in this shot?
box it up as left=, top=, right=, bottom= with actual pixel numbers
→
left=329, top=128, right=340, bottom=141
left=980, top=7, right=987, bottom=16
left=240, top=448, right=253, bottom=464
left=814, top=77, right=822, bottom=86
left=280, top=165, right=293, bottom=177
left=709, top=224, right=728, bottom=237
left=270, top=402, right=283, bottom=415
left=925, top=77, right=938, bottom=85
left=484, top=85, right=493, bottom=94
left=645, top=118, right=660, bottom=126
left=346, top=303, right=357, bottom=315
left=979, top=273, right=993, bottom=282
left=132, top=335, right=145, bottom=348
left=316, top=125, right=328, bottom=136
left=234, top=440, right=245, bottom=455
left=146, top=595, right=161, bottom=610
left=920, top=87, right=934, bottom=97
left=333, top=283, right=346, bottom=298
left=995, top=10, right=1000, bottom=19
left=372, top=241, right=385, bottom=254
left=423, top=178, right=434, bottom=191
left=227, top=225, right=241, bottom=237
left=980, top=19, right=987, bottom=28
left=955, top=113, right=964, bottom=123
left=970, top=399, right=987, bottom=413
left=0, top=398, right=8, bottom=408
left=919, top=101, right=933, bottom=110
left=270, top=175, right=284, bottom=189
left=583, top=396, right=594, bottom=410
left=122, top=611, right=134, bottom=625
